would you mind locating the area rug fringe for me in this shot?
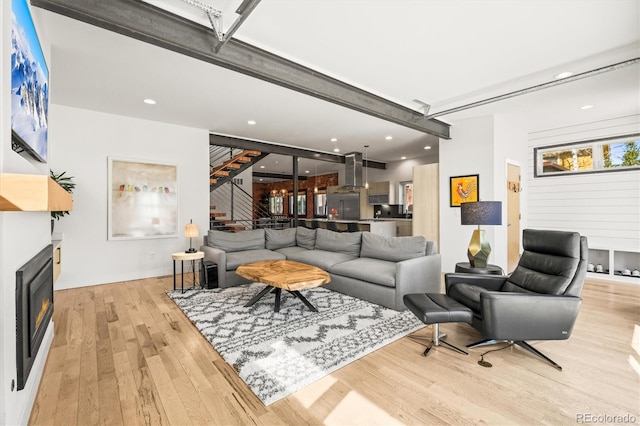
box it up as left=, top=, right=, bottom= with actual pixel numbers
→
left=167, top=283, right=423, bottom=405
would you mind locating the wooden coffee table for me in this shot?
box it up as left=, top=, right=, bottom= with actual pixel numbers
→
left=236, top=260, right=331, bottom=312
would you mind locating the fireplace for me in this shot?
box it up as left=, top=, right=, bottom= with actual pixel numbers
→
left=16, top=244, right=54, bottom=391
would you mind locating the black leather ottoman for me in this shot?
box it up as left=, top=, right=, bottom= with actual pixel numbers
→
left=403, top=293, right=473, bottom=357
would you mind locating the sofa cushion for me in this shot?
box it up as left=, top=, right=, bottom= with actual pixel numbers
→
left=225, top=249, right=285, bottom=270
left=274, top=246, right=309, bottom=257
left=296, top=226, right=316, bottom=250
left=315, top=228, right=362, bottom=257
left=360, top=232, right=427, bottom=262
left=331, top=257, right=396, bottom=288
left=265, top=228, right=297, bottom=250
left=286, top=249, right=355, bottom=271
left=208, top=229, right=265, bottom=253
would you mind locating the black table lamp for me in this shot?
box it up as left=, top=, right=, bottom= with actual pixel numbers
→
left=461, top=201, right=502, bottom=268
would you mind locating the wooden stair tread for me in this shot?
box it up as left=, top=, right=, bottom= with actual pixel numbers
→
left=213, top=170, right=229, bottom=177
left=210, top=150, right=263, bottom=177
left=210, top=212, right=226, bottom=217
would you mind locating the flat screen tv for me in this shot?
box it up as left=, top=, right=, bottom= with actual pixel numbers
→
left=11, top=0, right=49, bottom=163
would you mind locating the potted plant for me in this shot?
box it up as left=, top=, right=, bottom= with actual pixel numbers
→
left=50, top=170, right=75, bottom=232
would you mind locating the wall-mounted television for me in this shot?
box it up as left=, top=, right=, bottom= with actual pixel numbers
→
left=11, top=0, right=49, bottom=163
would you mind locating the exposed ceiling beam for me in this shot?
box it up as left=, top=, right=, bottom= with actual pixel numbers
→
left=31, top=0, right=451, bottom=139
left=210, top=134, right=387, bottom=169
left=254, top=172, right=308, bottom=181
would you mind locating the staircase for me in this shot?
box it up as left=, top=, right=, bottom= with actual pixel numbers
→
left=209, top=146, right=272, bottom=231
left=209, top=146, right=268, bottom=190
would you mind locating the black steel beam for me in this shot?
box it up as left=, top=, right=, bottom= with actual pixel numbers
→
left=210, top=134, right=387, bottom=169
left=31, top=0, right=451, bottom=139
left=254, top=172, right=308, bottom=181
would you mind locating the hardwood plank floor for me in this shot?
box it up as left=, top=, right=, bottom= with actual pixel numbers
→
left=30, top=276, right=640, bottom=425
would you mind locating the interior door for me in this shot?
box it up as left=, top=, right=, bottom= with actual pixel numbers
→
left=507, top=163, right=521, bottom=273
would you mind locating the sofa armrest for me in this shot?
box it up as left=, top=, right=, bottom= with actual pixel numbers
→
left=200, top=245, right=227, bottom=288
left=480, top=292, right=582, bottom=341
left=394, top=254, right=442, bottom=309
left=444, top=273, right=507, bottom=294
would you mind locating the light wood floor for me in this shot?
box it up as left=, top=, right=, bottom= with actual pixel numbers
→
left=30, top=276, right=640, bottom=425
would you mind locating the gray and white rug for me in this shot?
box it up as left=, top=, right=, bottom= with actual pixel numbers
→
left=167, top=283, right=424, bottom=405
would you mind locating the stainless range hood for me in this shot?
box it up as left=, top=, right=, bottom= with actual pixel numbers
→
left=344, top=152, right=363, bottom=188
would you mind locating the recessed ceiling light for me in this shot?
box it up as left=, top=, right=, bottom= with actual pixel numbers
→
left=305, top=170, right=309, bottom=173
left=580, top=104, right=594, bottom=110
left=247, top=120, right=256, bottom=125
left=259, top=178, right=263, bottom=182
left=333, top=148, right=340, bottom=153
left=424, top=146, right=432, bottom=150
left=385, top=136, right=393, bottom=140
left=401, top=156, right=407, bottom=160
left=143, top=99, right=156, bottom=105
left=331, top=138, right=338, bottom=142
left=260, top=165, right=265, bottom=169
left=554, top=71, right=573, bottom=79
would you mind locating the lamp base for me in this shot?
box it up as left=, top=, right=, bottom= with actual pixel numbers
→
left=467, top=229, right=491, bottom=268
left=185, top=248, right=197, bottom=253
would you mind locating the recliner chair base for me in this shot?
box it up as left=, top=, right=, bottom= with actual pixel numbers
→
left=467, top=338, right=563, bottom=371
left=409, top=324, right=469, bottom=357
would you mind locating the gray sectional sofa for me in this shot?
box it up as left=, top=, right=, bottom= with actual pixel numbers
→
left=200, top=227, right=441, bottom=311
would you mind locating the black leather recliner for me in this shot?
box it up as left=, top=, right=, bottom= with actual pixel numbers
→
left=444, top=229, right=588, bottom=370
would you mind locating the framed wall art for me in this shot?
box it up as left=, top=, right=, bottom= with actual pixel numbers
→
left=108, top=157, right=178, bottom=240
left=450, top=174, right=479, bottom=207
left=11, top=0, right=49, bottom=163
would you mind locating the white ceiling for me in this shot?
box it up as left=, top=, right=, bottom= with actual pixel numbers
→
left=32, top=0, right=640, bottom=178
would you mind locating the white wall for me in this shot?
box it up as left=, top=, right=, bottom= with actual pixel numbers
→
left=527, top=115, right=640, bottom=260
left=1, top=1, right=54, bottom=423
left=49, top=105, right=210, bottom=289
left=439, top=116, right=499, bottom=273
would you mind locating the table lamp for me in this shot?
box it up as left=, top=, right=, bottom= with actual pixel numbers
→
left=184, top=219, right=199, bottom=253
left=461, top=201, right=502, bottom=268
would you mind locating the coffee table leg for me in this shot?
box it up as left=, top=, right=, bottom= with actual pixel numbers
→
left=244, top=286, right=273, bottom=307
left=290, top=291, right=318, bottom=312
left=274, top=288, right=282, bottom=312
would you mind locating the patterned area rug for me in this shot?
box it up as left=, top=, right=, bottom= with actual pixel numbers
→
left=167, top=283, right=424, bottom=405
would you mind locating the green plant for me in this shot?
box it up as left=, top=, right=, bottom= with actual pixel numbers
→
left=50, top=170, right=75, bottom=220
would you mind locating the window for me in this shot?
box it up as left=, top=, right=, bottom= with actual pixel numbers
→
left=534, top=134, right=640, bottom=177
left=314, top=191, right=327, bottom=217
left=288, top=192, right=307, bottom=216
left=398, top=181, right=413, bottom=214
left=269, top=195, right=283, bottom=215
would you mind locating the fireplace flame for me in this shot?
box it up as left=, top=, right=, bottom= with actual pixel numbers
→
left=35, top=299, right=50, bottom=330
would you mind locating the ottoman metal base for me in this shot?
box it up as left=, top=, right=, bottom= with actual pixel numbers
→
left=403, top=293, right=474, bottom=358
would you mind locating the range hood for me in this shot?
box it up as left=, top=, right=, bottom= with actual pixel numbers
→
left=344, top=152, right=363, bottom=188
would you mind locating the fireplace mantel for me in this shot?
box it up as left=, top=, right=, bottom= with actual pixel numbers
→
left=0, top=173, right=73, bottom=211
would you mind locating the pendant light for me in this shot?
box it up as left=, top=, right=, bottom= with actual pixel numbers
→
left=364, top=145, right=369, bottom=190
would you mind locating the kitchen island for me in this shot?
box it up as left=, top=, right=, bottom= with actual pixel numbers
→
left=297, top=219, right=396, bottom=237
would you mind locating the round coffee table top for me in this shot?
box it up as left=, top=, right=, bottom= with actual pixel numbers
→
left=236, top=259, right=330, bottom=291
left=171, top=251, right=204, bottom=261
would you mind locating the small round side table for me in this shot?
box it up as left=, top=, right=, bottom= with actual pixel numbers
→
left=455, top=262, right=504, bottom=275
left=171, top=251, right=204, bottom=293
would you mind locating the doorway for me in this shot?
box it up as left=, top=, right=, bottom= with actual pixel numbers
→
left=507, top=162, right=521, bottom=273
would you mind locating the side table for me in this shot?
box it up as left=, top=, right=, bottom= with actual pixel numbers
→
left=171, top=251, right=205, bottom=293
left=455, top=262, right=504, bottom=275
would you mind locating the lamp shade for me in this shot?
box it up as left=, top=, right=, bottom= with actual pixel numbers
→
left=184, top=222, right=199, bottom=237
left=461, top=201, right=502, bottom=226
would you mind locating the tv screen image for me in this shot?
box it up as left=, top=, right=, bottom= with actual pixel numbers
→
left=11, top=0, right=49, bottom=163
